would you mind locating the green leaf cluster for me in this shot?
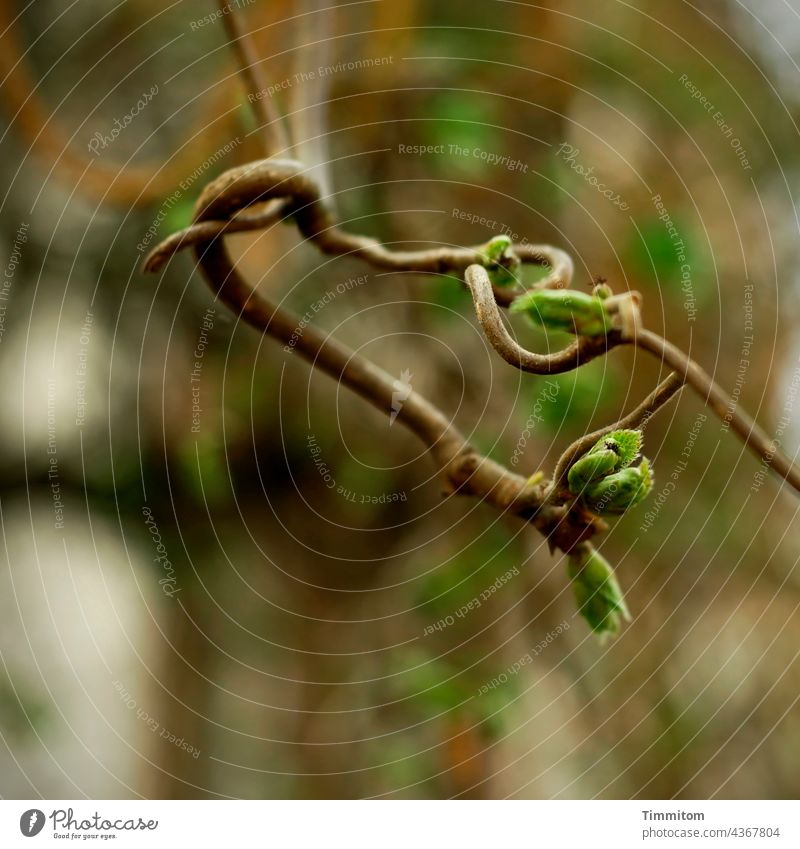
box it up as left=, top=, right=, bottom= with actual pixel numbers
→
left=567, top=429, right=653, bottom=514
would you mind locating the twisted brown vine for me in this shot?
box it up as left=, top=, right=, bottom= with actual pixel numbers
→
left=139, top=0, right=800, bottom=618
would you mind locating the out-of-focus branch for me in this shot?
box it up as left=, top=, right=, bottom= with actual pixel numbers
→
left=217, top=0, right=289, bottom=156
left=0, top=2, right=240, bottom=207
left=287, top=0, right=333, bottom=197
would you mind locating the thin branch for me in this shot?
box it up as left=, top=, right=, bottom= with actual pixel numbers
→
left=144, top=152, right=800, bottom=496
left=139, top=27, right=603, bottom=551
left=142, top=158, right=569, bottom=304
left=514, top=243, right=574, bottom=292
left=142, top=140, right=800, bottom=505
left=145, top=159, right=609, bottom=552
left=635, top=328, right=800, bottom=493
left=143, top=198, right=289, bottom=273
left=465, top=265, right=800, bottom=495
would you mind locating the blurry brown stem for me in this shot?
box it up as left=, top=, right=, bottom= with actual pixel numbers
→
left=0, top=1, right=240, bottom=207
left=217, top=0, right=289, bottom=156
left=288, top=0, right=333, bottom=195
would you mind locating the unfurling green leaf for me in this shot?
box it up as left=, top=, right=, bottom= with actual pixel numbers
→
left=567, top=428, right=643, bottom=494
left=598, top=429, right=643, bottom=468
left=483, top=234, right=512, bottom=263
left=480, top=234, right=521, bottom=287
left=509, top=288, right=611, bottom=336
left=567, top=545, right=630, bottom=638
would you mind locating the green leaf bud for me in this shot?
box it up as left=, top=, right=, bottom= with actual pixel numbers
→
left=567, top=449, right=619, bottom=494
left=567, top=429, right=644, bottom=495
left=509, top=288, right=611, bottom=336
left=567, top=545, right=630, bottom=638
left=584, top=458, right=654, bottom=513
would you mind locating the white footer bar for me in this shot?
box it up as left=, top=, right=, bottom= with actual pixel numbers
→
left=1, top=800, right=795, bottom=847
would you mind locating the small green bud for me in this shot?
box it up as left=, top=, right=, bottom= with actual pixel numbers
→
left=584, top=458, right=653, bottom=513
left=509, top=288, right=611, bottom=336
left=483, top=235, right=512, bottom=262
left=567, top=545, right=630, bottom=638
left=567, top=449, right=619, bottom=493
left=567, top=429, right=644, bottom=495
left=481, top=235, right=520, bottom=287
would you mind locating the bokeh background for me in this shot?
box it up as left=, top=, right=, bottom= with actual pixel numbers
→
left=1, top=0, right=800, bottom=799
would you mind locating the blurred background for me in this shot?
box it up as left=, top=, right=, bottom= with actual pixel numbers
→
left=1, top=0, right=800, bottom=799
